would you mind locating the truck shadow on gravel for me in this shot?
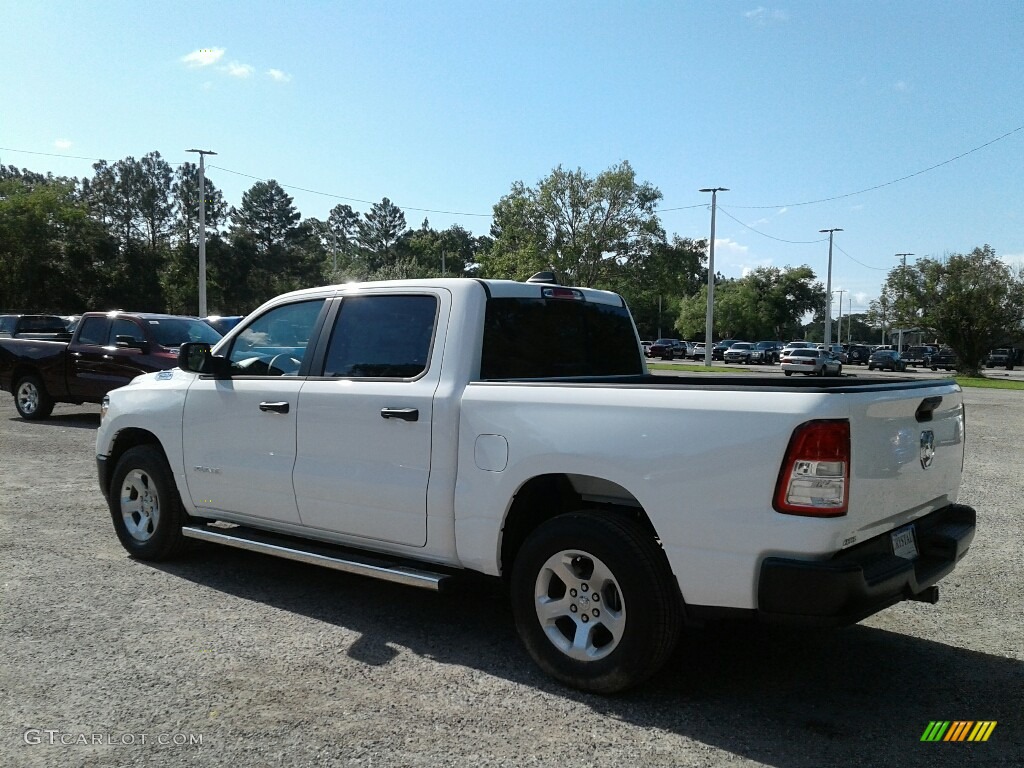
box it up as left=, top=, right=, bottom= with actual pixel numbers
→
left=155, top=547, right=1023, bottom=768
left=7, top=412, right=100, bottom=430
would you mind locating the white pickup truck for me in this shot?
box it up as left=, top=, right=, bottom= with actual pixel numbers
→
left=96, top=276, right=976, bottom=693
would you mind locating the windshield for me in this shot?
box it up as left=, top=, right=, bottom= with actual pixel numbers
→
left=146, top=318, right=222, bottom=347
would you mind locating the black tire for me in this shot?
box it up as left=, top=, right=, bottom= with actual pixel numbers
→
left=108, top=445, right=191, bottom=561
left=868, top=364, right=875, bottom=371
left=784, top=370, right=792, bottom=376
left=13, top=374, right=55, bottom=420
left=510, top=511, right=682, bottom=694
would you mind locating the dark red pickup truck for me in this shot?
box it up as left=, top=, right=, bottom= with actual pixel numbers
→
left=0, top=311, right=221, bottom=419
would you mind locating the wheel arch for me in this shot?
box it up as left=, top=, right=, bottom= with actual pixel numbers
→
left=105, top=428, right=165, bottom=493
left=498, top=473, right=660, bottom=581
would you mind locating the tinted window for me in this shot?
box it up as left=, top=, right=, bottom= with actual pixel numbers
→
left=110, top=318, right=145, bottom=345
left=229, top=300, right=326, bottom=376
left=323, top=295, right=437, bottom=378
left=481, top=297, right=642, bottom=379
left=76, top=317, right=109, bottom=346
left=146, top=318, right=221, bottom=347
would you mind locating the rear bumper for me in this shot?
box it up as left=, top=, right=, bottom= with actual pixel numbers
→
left=757, top=503, right=976, bottom=625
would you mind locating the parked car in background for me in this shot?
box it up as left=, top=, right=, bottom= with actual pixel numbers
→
left=817, top=343, right=848, bottom=364
left=641, top=340, right=653, bottom=357
left=903, top=345, right=939, bottom=368
left=0, top=314, right=72, bottom=340
left=781, top=341, right=814, bottom=357
left=203, top=315, right=245, bottom=336
left=780, top=348, right=842, bottom=377
left=751, top=340, right=783, bottom=364
left=867, top=349, right=907, bottom=372
left=925, top=348, right=958, bottom=371
left=648, top=338, right=681, bottom=359
left=845, top=344, right=871, bottom=365
left=723, top=342, right=755, bottom=364
left=986, top=348, right=1015, bottom=370
left=690, top=342, right=706, bottom=360
left=0, top=311, right=222, bottom=419
left=671, top=340, right=692, bottom=359
left=712, top=339, right=742, bottom=360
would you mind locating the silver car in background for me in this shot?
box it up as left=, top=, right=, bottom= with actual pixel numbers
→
left=781, top=348, right=843, bottom=377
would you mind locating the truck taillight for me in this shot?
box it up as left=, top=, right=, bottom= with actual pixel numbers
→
left=774, top=420, right=850, bottom=516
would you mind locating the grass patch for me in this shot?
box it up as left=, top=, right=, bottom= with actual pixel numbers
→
left=648, top=363, right=737, bottom=374
left=954, top=376, right=1024, bottom=390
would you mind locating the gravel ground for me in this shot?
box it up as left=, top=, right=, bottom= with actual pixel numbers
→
left=1, top=389, right=1022, bottom=767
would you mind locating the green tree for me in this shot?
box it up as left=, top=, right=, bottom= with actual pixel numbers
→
left=483, top=162, right=662, bottom=287
left=0, top=175, right=116, bottom=311
left=913, top=246, right=1024, bottom=375
left=356, top=197, right=408, bottom=272
left=674, top=266, right=823, bottom=340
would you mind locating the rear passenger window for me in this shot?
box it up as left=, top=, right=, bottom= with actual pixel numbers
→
left=323, top=295, right=437, bottom=379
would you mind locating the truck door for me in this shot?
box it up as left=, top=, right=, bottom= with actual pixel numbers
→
left=182, top=299, right=327, bottom=525
left=67, top=315, right=112, bottom=400
left=292, top=290, right=448, bottom=547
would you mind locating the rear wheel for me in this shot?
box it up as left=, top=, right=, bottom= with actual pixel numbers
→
left=784, top=370, right=792, bottom=376
left=510, top=511, right=681, bottom=694
left=13, top=375, right=54, bottom=420
left=108, top=445, right=191, bottom=561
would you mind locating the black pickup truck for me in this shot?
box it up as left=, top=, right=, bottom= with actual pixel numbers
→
left=0, top=311, right=221, bottom=419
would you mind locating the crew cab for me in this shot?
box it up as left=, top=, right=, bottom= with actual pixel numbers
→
left=95, top=277, right=976, bottom=693
left=0, top=311, right=221, bottom=419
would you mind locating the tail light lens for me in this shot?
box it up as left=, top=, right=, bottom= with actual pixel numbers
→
left=774, top=420, right=850, bottom=516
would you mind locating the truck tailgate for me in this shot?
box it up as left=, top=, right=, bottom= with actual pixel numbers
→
left=846, top=381, right=964, bottom=541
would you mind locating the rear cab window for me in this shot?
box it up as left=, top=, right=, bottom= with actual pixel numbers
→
left=480, top=295, right=643, bottom=379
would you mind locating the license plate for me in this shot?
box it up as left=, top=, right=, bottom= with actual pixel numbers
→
left=891, top=525, right=918, bottom=559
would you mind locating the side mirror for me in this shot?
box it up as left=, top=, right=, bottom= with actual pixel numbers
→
left=179, top=342, right=231, bottom=377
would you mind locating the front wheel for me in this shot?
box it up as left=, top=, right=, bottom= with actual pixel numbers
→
left=108, top=445, right=191, bottom=561
left=14, top=375, right=55, bottom=420
left=783, top=370, right=792, bottom=376
left=868, top=364, right=875, bottom=371
left=510, top=511, right=681, bottom=694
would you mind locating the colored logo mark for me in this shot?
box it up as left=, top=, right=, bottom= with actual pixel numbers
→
left=921, top=721, right=997, bottom=742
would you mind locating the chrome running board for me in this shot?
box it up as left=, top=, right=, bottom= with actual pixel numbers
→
left=182, top=525, right=450, bottom=591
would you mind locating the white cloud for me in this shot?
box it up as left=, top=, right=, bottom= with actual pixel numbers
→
left=53, top=139, right=72, bottom=150
left=854, top=292, right=870, bottom=306
left=745, top=7, right=788, bottom=24
left=267, top=68, right=291, bottom=83
left=893, top=80, right=910, bottom=92
left=777, top=207, right=788, bottom=215
left=225, top=61, right=254, bottom=78
left=182, top=48, right=225, bottom=68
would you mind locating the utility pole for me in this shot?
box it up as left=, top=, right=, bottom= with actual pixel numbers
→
left=700, top=188, right=728, bottom=366
left=187, top=149, right=217, bottom=317
left=819, top=229, right=843, bottom=348
left=847, top=294, right=853, bottom=344
left=835, top=289, right=846, bottom=347
left=895, top=253, right=914, bottom=353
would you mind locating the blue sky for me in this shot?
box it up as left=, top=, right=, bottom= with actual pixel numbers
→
left=3, top=0, right=1022, bottom=314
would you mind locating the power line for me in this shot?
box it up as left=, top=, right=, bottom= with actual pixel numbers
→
left=835, top=244, right=890, bottom=271
left=209, top=164, right=494, bottom=217
left=726, top=123, right=1024, bottom=209
left=716, top=206, right=829, bottom=244
left=4, top=120, right=1023, bottom=217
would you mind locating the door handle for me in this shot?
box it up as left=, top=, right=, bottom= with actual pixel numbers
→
left=259, top=401, right=290, bottom=414
left=380, top=407, right=419, bottom=422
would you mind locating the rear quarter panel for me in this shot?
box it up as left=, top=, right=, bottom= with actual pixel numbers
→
left=454, top=379, right=965, bottom=611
